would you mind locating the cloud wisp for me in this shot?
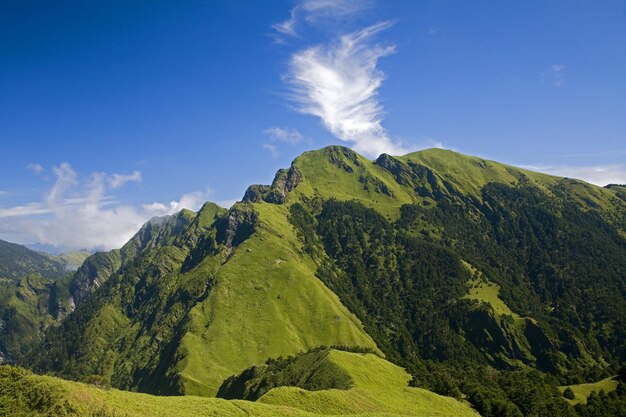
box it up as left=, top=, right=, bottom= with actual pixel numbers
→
left=521, top=163, right=626, bottom=186
left=0, top=164, right=207, bottom=251
left=26, top=163, right=45, bottom=174
left=262, top=126, right=308, bottom=158
left=285, top=21, right=406, bottom=157
left=264, top=126, right=306, bottom=145
left=273, top=0, right=371, bottom=40
left=274, top=1, right=408, bottom=157
left=109, top=170, right=142, bottom=189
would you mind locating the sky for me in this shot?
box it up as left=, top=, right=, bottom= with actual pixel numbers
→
left=1, top=0, right=626, bottom=252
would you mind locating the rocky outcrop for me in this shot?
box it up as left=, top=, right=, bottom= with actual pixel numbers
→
left=242, top=166, right=302, bottom=204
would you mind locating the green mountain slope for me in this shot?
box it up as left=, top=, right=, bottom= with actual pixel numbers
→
left=33, top=199, right=377, bottom=396
left=1, top=349, right=480, bottom=417
left=0, top=275, right=58, bottom=362
left=0, top=239, right=89, bottom=283
left=24, top=146, right=626, bottom=417
left=220, top=348, right=479, bottom=416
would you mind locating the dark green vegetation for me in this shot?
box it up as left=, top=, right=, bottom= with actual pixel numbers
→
left=0, top=274, right=61, bottom=363
left=218, top=346, right=376, bottom=400
left=284, top=147, right=626, bottom=416
left=0, top=239, right=89, bottom=283
left=2, top=146, right=625, bottom=416
left=0, top=243, right=89, bottom=363
left=31, top=200, right=378, bottom=396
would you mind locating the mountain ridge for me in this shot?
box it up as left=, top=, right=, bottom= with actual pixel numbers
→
left=8, top=145, right=626, bottom=417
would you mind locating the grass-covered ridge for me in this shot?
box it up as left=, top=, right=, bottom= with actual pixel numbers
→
left=219, top=348, right=480, bottom=417
left=14, top=145, right=626, bottom=417
left=33, top=191, right=377, bottom=396
left=0, top=356, right=480, bottom=417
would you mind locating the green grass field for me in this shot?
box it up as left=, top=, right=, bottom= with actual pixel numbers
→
left=0, top=350, right=479, bottom=417
left=259, top=350, right=480, bottom=417
left=559, top=376, right=619, bottom=405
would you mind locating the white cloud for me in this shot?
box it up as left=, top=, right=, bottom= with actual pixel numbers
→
left=273, top=0, right=371, bottom=41
left=286, top=21, right=407, bottom=157
left=26, top=163, right=44, bottom=174
left=262, top=126, right=308, bottom=157
left=216, top=199, right=238, bottom=209
left=109, top=170, right=142, bottom=189
left=262, top=143, right=279, bottom=158
left=0, top=203, right=50, bottom=218
left=263, top=126, right=305, bottom=144
left=0, top=163, right=207, bottom=251
left=522, top=164, right=626, bottom=186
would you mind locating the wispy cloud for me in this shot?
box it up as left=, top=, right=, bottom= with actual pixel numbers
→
left=0, top=163, right=207, bottom=251
left=272, top=0, right=409, bottom=157
left=109, top=170, right=142, bottom=189
left=0, top=203, right=50, bottom=218
left=273, top=0, right=371, bottom=41
left=26, top=163, right=44, bottom=174
left=264, top=126, right=306, bottom=144
left=262, top=143, right=279, bottom=158
left=545, top=64, right=565, bottom=87
left=262, top=126, right=308, bottom=157
left=522, top=164, right=626, bottom=186
left=285, top=21, right=406, bottom=157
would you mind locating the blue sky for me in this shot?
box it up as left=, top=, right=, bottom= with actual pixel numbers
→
left=1, top=0, right=626, bottom=251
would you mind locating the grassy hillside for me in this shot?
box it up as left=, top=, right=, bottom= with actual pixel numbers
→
left=0, top=352, right=480, bottom=417
left=34, top=200, right=377, bottom=396
left=277, top=146, right=626, bottom=416
left=559, top=376, right=619, bottom=405
left=24, top=145, right=626, bottom=417
left=220, top=348, right=479, bottom=417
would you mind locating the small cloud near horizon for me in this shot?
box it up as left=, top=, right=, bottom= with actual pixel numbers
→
left=520, top=163, right=626, bottom=186
left=0, top=163, right=207, bottom=251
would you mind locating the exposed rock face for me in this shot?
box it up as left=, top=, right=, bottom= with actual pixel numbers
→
left=242, top=185, right=271, bottom=203
left=242, top=166, right=302, bottom=204
left=68, top=251, right=122, bottom=310
left=219, top=206, right=257, bottom=257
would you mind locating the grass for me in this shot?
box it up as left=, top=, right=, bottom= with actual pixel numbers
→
left=258, top=349, right=480, bottom=417
left=558, top=376, right=619, bottom=405
left=462, top=262, right=518, bottom=319
left=174, top=201, right=379, bottom=395
left=25, top=145, right=626, bottom=401
left=291, top=146, right=416, bottom=218
left=0, top=274, right=58, bottom=359
left=0, top=347, right=480, bottom=417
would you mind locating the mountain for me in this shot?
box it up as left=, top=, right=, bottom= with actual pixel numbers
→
left=0, top=239, right=89, bottom=284
left=0, top=241, right=90, bottom=363
left=20, top=146, right=626, bottom=417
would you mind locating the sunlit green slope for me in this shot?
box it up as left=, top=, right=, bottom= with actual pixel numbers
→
left=1, top=349, right=480, bottom=417
left=30, top=145, right=626, bottom=417
left=34, top=199, right=377, bottom=396
left=220, top=348, right=479, bottom=417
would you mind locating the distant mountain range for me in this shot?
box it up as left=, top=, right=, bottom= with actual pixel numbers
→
left=1, top=146, right=625, bottom=417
